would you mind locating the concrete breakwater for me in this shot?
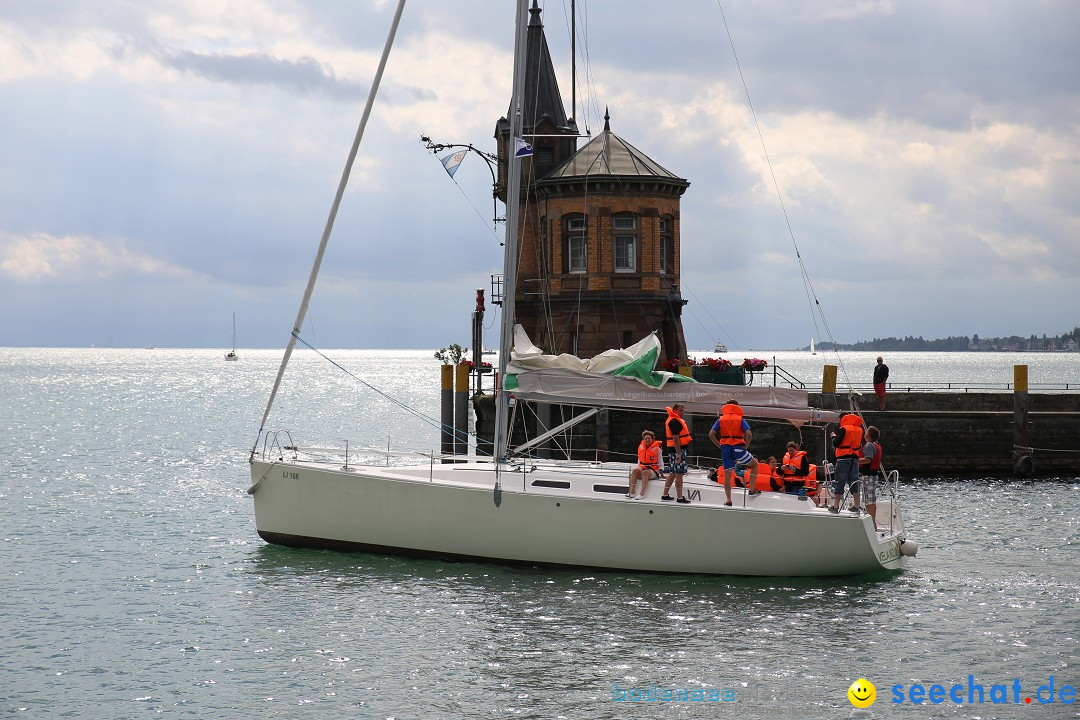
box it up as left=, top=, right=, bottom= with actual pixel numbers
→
left=474, top=392, right=1080, bottom=477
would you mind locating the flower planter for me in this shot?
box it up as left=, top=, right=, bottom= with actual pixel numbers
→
left=691, top=367, right=746, bottom=385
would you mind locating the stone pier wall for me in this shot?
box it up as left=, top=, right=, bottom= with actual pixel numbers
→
left=473, top=392, right=1080, bottom=477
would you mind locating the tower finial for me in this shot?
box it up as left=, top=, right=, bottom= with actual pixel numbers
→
left=604, top=107, right=610, bottom=132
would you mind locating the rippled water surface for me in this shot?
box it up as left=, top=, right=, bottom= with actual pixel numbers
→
left=2, top=348, right=1077, bottom=718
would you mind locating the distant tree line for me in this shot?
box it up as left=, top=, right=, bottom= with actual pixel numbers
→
left=813, top=326, right=1080, bottom=352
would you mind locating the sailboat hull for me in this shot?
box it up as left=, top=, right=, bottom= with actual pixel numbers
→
left=249, top=459, right=907, bottom=576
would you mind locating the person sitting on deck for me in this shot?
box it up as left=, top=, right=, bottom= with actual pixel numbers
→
left=780, top=441, right=812, bottom=494
left=628, top=430, right=662, bottom=499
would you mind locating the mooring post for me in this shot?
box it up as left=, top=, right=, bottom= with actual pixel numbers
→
left=1013, top=364, right=1033, bottom=475
left=455, top=362, right=469, bottom=460
left=822, top=364, right=838, bottom=410
left=441, top=364, right=453, bottom=463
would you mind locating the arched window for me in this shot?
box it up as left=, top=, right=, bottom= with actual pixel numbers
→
left=564, top=215, right=587, bottom=274
left=659, top=215, right=674, bottom=274
left=613, top=213, right=637, bottom=273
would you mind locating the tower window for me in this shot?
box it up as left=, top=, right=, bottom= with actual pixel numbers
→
left=660, top=216, right=674, bottom=274
left=565, top=216, right=587, bottom=274
left=613, top=214, right=637, bottom=272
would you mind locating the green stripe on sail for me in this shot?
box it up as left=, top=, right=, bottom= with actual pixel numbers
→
left=610, top=345, right=692, bottom=387
left=504, top=373, right=519, bottom=390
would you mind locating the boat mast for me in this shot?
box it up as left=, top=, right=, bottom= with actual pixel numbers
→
left=249, top=0, right=407, bottom=461
left=493, top=0, right=530, bottom=466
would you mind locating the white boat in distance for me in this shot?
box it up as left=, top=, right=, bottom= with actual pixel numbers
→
left=225, top=312, right=238, bottom=361
left=810, top=337, right=816, bottom=355
left=246, top=0, right=916, bottom=576
left=714, top=341, right=728, bottom=353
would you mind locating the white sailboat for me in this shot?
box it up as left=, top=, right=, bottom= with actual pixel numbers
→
left=810, top=338, right=816, bottom=355
left=225, top=312, right=238, bottom=361
left=246, top=0, right=915, bottom=576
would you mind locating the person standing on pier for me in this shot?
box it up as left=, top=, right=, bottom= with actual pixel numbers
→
left=873, top=357, right=890, bottom=410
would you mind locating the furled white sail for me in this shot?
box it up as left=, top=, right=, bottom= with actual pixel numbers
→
left=505, top=326, right=839, bottom=424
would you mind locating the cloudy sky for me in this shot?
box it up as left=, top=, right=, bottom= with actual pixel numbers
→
left=1, top=0, right=1077, bottom=351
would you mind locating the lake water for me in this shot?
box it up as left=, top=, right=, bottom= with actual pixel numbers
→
left=2, top=348, right=1077, bottom=718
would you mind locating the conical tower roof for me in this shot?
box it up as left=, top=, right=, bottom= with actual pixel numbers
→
left=510, top=0, right=572, bottom=133
left=545, top=110, right=686, bottom=182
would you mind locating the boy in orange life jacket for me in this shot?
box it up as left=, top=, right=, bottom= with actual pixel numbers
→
left=858, top=426, right=883, bottom=524
left=628, top=430, right=662, bottom=499
left=661, top=404, right=692, bottom=504
left=708, top=399, right=759, bottom=506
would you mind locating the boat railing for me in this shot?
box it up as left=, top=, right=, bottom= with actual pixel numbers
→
left=753, top=362, right=806, bottom=389
left=760, top=378, right=1080, bottom=393
left=260, top=430, right=297, bottom=462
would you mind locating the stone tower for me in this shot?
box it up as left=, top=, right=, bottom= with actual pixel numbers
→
left=495, top=1, right=689, bottom=361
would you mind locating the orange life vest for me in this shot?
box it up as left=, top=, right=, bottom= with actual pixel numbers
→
left=805, top=465, right=819, bottom=496
left=717, top=403, right=745, bottom=446
left=637, top=440, right=662, bottom=471
left=835, top=414, right=865, bottom=458
left=752, top=464, right=783, bottom=492
left=664, top=407, right=691, bottom=448
left=780, top=449, right=808, bottom=478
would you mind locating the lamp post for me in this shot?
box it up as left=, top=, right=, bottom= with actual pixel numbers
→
left=420, top=136, right=503, bottom=227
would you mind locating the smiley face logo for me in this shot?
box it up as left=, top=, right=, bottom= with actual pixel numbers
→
left=847, top=678, right=876, bottom=708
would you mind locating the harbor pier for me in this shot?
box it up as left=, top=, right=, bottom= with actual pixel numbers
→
left=474, top=390, right=1080, bottom=477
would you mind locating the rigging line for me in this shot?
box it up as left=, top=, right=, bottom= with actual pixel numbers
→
left=681, top=282, right=737, bottom=353
left=715, top=1, right=854, bottom=385
left=249, top=0, right=406, bottom=462
left=291, top=332, right=467, bottom=439
left=681, top=302, right=729, bottom=356
left=437, top=161, right=504, bottom=245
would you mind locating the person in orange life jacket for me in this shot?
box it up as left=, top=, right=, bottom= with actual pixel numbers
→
left=661, top=404, right=693, bottom=504
left=628, top=430, right=662, bottom=499
left=858, top=426, right=883, bottom=524
left=780, top=441, right=811, bottom=494
left=708, top=400, right=759, bottom=506
left=761, top=456, right=784, bottom=491
left=829, top=413, right=864, bottom=514
left=731, top=455, right=780, bottom=491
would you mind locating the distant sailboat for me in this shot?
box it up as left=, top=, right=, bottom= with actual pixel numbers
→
left=225, top=313, right=239, bottom=361
left=810, top=338, right=816, bottom=355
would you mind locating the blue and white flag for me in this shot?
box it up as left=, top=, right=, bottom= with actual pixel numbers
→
left=440, top=150, right=468, bottom=178
left=514, top=137, right=533, bottom=158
